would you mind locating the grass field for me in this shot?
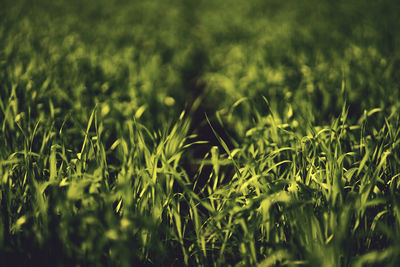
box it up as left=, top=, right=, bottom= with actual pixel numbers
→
left=1, top=0, right=400, bottom=266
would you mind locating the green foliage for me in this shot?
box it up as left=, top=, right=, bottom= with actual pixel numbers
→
left=1, top=0, right=400, bottom=266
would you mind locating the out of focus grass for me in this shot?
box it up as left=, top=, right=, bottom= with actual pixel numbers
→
left=1, top=0, right=400, bottom=266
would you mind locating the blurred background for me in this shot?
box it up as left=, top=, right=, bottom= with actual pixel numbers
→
left=2, top=0, right=399, bottom=133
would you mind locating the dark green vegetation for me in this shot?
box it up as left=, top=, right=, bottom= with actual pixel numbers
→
left=1, top=0, right=400, bottom=266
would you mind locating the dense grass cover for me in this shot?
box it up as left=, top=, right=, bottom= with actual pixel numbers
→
left=1, top=0, right=400, bottom=266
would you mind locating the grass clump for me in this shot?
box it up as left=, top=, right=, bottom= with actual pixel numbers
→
left=1, top=0, right=400, bottom=266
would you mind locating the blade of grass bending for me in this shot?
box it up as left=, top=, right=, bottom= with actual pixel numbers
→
left=205, top=113, right=241, bottom=177
left=80, top=106, right=97, bottom=157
